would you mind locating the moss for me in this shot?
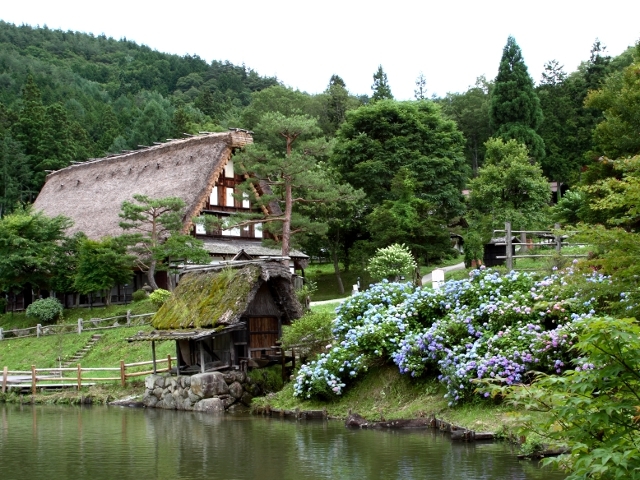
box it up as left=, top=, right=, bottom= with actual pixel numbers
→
left=152, top=265, right=262, bottom=329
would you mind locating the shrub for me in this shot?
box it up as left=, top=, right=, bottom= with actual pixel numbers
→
left=25, top=297, right=64, bottom=325
left=295, top=278, right=317, bottom=307
left=367, top=243, right=417, bottom=281
left=131, top=289, right=148, bottom=302
left=281, top=310, right=333, bottom=357
left=149, top=288, right=171, bottom=307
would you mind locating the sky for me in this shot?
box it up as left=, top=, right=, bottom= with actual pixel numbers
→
left=1, top=1, right=639, bottom=100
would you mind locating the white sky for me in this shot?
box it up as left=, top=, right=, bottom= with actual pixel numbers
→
left=1, top=1, right=639, bottom=100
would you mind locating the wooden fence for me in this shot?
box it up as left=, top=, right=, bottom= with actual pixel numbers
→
left=0, top=311, right=154, bottom=341
left=494, top=222, right=588, bottom=271
left=1, top=355, right=174, bottom=394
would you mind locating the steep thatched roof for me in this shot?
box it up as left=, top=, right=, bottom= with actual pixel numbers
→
left=151, top=260, right=302, bottom=330
left=32, top=131, right=252, bottom=239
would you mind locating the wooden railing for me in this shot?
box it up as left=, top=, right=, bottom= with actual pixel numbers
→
left=1, top=356, right=174, bottom=394
left=0, top=312, right=154, bottom=341
left=494, top=222, right=588, bottom=271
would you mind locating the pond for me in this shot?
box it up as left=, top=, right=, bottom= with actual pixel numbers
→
left=0, top=405, right=565, bottom=479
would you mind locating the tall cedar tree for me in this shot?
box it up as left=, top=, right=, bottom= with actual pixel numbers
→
left=371, top=65, right=393, bottom=101
left=490, top=37, right=545, bottom=162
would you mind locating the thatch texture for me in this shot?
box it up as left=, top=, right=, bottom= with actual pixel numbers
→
left=152, top=261, right=302, bottom=330
left=32, top=132, right=252, bottom=239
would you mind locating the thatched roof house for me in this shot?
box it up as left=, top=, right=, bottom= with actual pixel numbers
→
left=32, top=131, right=309, bottom=284
left=34, top=131, right=250, bottom=238
left=128, top=260, right=303, bottom=373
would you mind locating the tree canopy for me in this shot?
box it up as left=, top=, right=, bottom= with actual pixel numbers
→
left=331, top=99, right=468, bottom=219
left=467, top=138, right=551, bottom=233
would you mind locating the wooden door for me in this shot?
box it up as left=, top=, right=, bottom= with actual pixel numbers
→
left=248, top=317, right=279, bottom=358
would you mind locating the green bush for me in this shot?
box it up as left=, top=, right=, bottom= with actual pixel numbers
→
left=25, top=297, right=64, bottom=325
left=295, top=278, right=317, bottom=307
left=149, top=288, right=171, bottom=307
left=281, top=310, right=334, bottom=357
left=131, top=289, right=148, bottom=302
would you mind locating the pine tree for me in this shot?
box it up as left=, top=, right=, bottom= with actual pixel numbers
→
left=371, top=65, right=393, bottom=101
left=489, top=36, right=545, bottom=161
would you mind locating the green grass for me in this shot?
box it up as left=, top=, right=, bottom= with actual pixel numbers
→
left=307, top=254, right=464, bottom=302
left=0, top=299, right=157, bottom=330
left=253, top=364, right=531, bottom=433
left=0, top=325, right=173, bottom=372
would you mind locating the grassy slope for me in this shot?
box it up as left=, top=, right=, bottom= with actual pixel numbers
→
left=253, top=364, right=526, bottom=433
left=0, top=300, right=171, bottom=373
left=0, top=299, right=157, bottom=330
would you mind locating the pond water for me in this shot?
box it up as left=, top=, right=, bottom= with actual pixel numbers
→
left=0, top=405, right=565, bottom=479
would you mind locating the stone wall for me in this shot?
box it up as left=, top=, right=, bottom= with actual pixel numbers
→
left=142, top=371, right=262, bottom=412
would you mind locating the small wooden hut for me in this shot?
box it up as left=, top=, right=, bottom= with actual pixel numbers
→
left=483, top=236, right=521, bottom=267
left=127, top=260, right=302, bottom=373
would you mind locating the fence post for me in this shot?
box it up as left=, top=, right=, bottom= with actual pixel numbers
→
left=77, top=364, right=82, bottom=389
left=167, top=354, right=172, bottom=373
left=126, top=310, right=131, bottom=326
left=31, top=365, right=37, bottom=395
left=2, top=366, right=7, bottom=393
left=77, top=318, right=83, bottom=334
left=505, top=222, right=513, bottom=271
left=554, top=223, right=562, bottom=253
left=37, top=324, right=42, bottom=337
left=0, top=327, right=3, bottom=340
left=120, top=360, right=126, bottom=387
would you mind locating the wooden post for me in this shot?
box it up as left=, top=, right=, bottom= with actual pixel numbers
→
left=37, top=324, right=42, bottom=337
left=2, top=366, right=8, bottom=393
left=175, top=342, right=181, bottom=375
left=120, top=360, right=126, bottom=387
left=199, top=342, right=205, bottom=373
left=151, top=341, right=157, bottom=374
left=281, top=347, right=286, bottom=382
left=77, top=364, right=82, bottom=389
left=77, top=318, right=83, bottom=334
left=126, top=309, right=131, bottom=326
left=167, top=354, right=172, bottom=373
left=31, top=365, right=37, bottom=395
left=554, top=223, right=562, bottom=253
left=505, top=222, right=513, bottom=271
left=0, top=327, right=3, bottom=340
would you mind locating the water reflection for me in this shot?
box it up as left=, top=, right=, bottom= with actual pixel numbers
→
left=0, top=405, right=564, bottom=479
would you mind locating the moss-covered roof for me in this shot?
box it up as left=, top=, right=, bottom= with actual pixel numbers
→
left=151, top=261, right=302, bottom=330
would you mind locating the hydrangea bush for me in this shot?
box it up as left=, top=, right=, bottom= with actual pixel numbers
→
left=294, top=264, right=613, bottom=404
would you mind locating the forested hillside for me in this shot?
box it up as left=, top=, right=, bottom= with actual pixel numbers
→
left=0, top=20, right=280, bottom=212
left=1, top=20, right=639, bottom=279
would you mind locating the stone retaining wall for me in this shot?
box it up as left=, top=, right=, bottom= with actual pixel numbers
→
left=142, top=371, right=262, bottom=412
